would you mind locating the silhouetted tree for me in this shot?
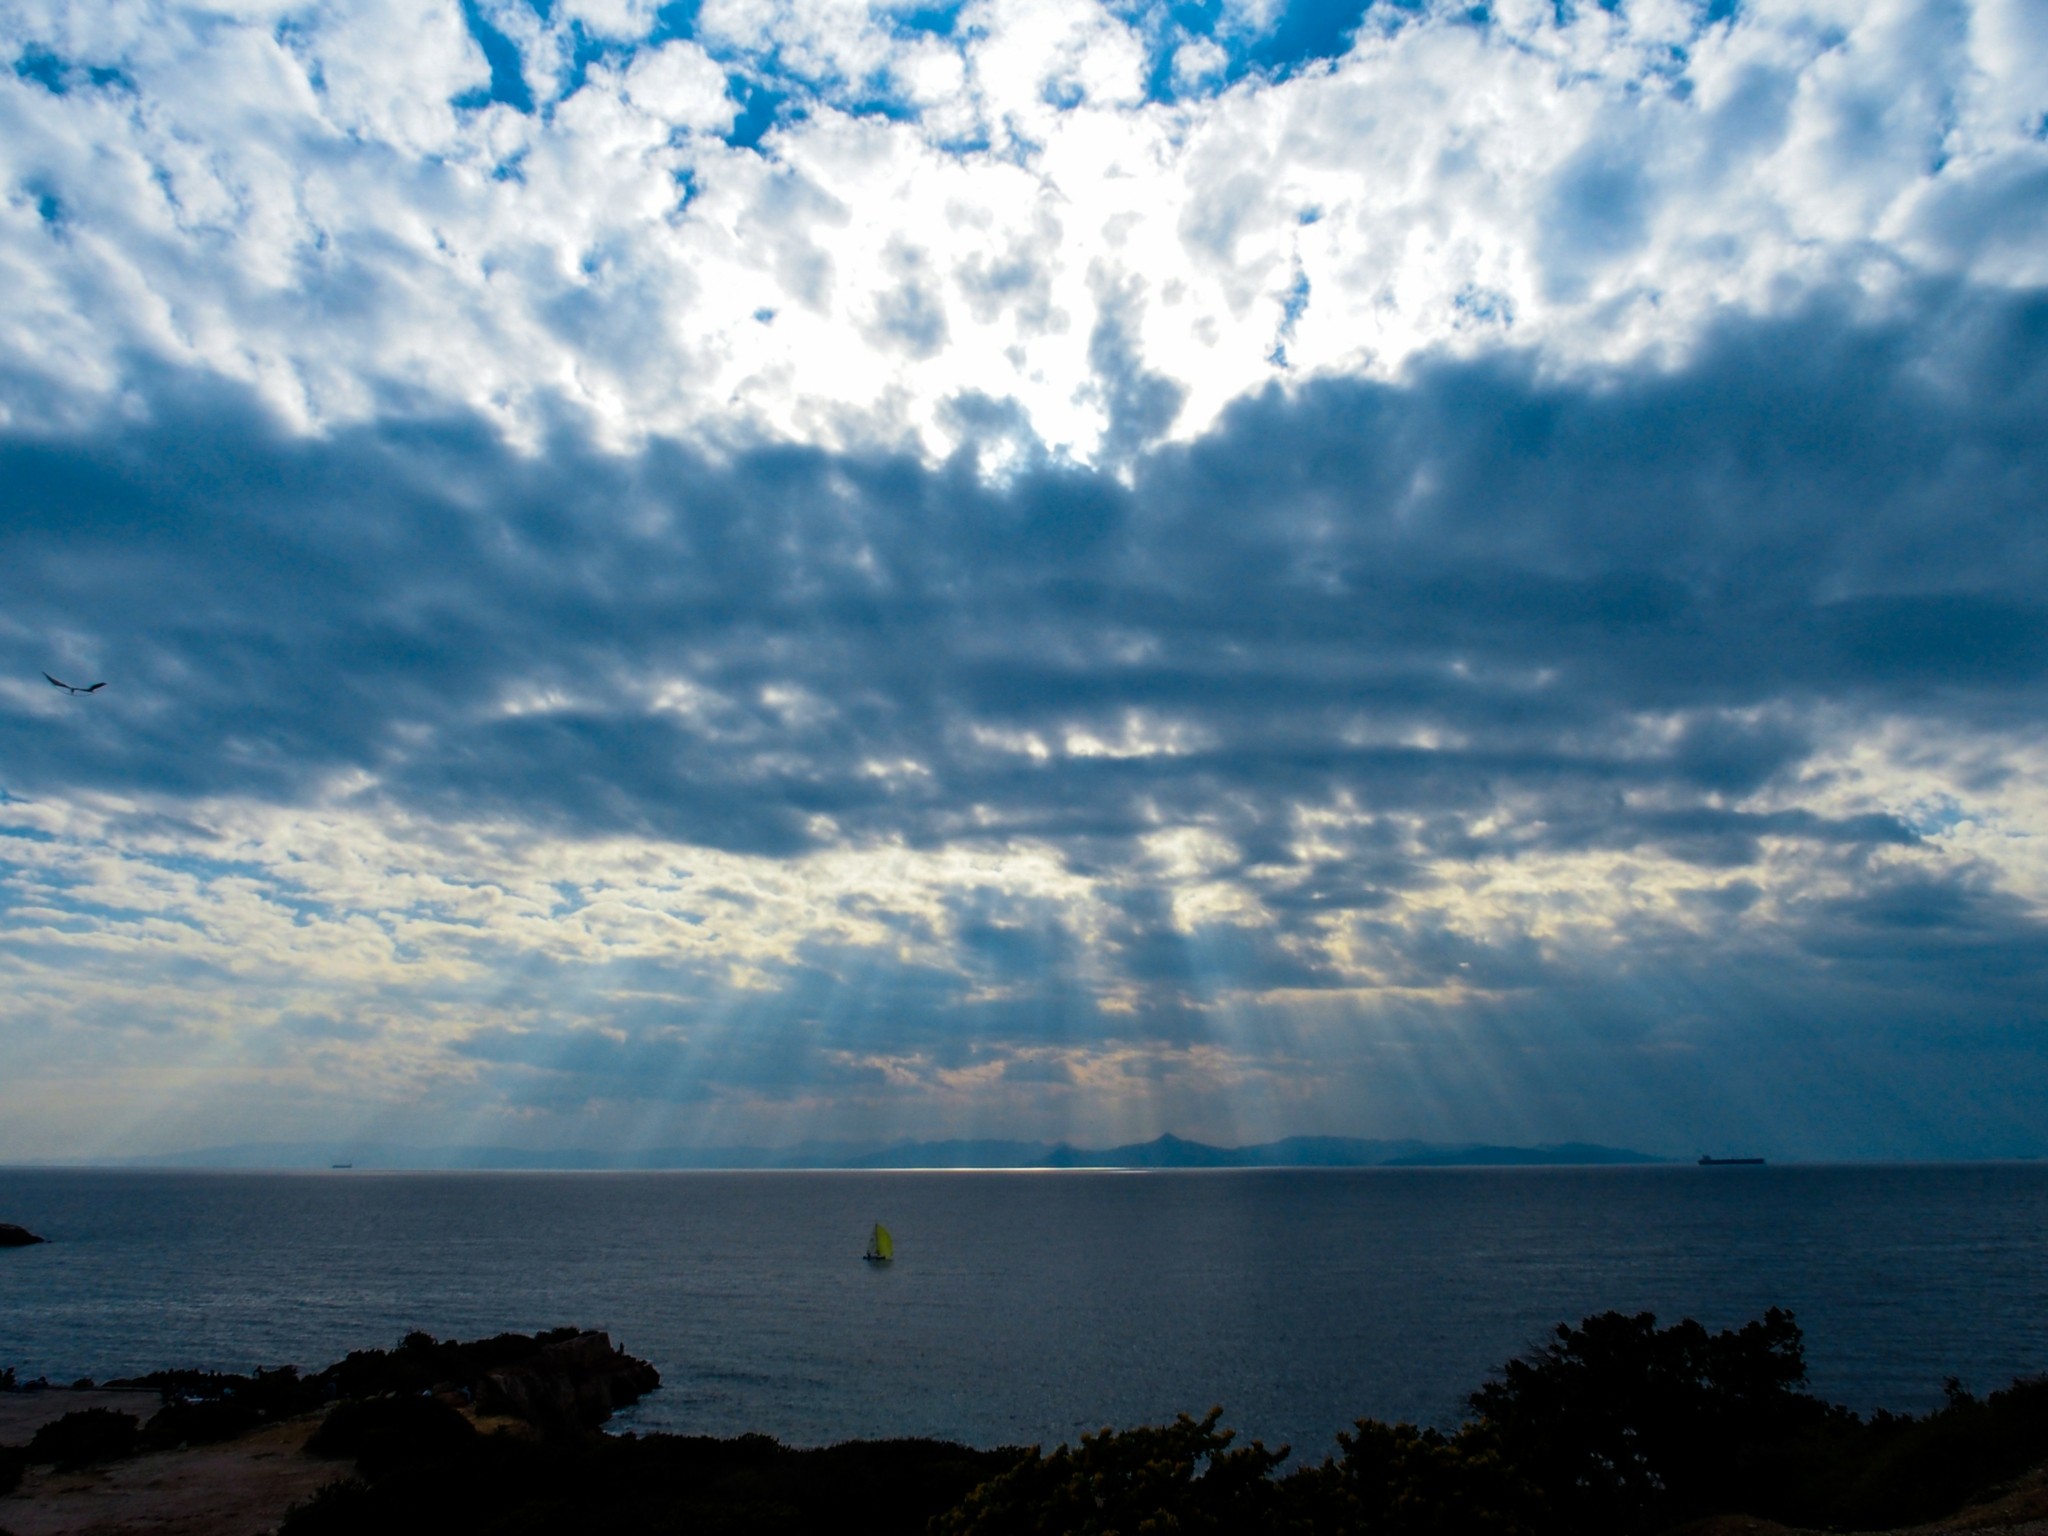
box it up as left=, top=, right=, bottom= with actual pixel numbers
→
left=931, top=1407, right=1290, bottom=1536
left=1463, top=1307, right=1822, bottom=1533
left=1278, top=1418, right=1539, bottom=1535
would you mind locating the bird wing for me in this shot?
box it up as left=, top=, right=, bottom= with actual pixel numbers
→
left=84, top=682, right=105, bottom=692
left=43, top=673, right=71, bottom=690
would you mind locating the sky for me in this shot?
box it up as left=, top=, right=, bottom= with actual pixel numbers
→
left=2, top=0, right=2046, bottom=1163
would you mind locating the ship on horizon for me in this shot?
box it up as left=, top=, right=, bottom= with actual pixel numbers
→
left=1697, top=1154, right=1766, bottom=1166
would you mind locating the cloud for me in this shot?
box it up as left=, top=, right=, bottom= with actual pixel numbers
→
left=2, top=272, right=2047, bottom=1156
left=16, top=282, right=2045, bottom=866
left=3, top=0, right=2047, bottom=1159
left=2, top=0, right=2044, bottom=456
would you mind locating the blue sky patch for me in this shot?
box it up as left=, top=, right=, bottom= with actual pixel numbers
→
left=894, top=2, right=968, bottom=37
left=14, top=48, right=132, bottom=96
left=1128, top=0, right=1439, bottom=104
left=14, top=48, right=68, bottom=92
left=723, top=75, right=796, bottom=148
left=455, top=0, right=535, bottom=113
left=1269, top=265, right=1312, bottom=366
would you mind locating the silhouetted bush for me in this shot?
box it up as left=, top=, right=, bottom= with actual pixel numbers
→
left=934, top=1311, right=2048, bottom=1536
left=1286, top=1417, right=1541, bottom=1535
left=1772, top=1374, right=2048, bottom=1529
left=933, top=1407, right=1288, bottom=1536
left=0, top=1444, right=24, bottom=1496
left=305, top=1394, right=478, bottom=1476
left=126, top=1363, right=314, bottom=1448
left=1461, top=1307, right=1832, bottom=1532
left=26, top=1407, right=141, bottom=1468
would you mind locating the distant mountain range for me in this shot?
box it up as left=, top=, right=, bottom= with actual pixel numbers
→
left=845, top=1134, right=1668, bottom=1169
left=61, top=1134, right=1673, bottom=1171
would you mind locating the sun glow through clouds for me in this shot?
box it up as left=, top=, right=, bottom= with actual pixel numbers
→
left=1, top=0, right=2046, bottom=1161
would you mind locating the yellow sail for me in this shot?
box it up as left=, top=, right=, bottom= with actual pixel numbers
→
left=867, top=1222, right=894, bottom=1261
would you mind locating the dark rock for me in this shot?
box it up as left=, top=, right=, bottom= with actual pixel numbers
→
left=314, top=1326, right=580, bottom=1404
left=0, top=1223, right=46, bottom=1247
left=473, top=1330, right=661, bottom=1433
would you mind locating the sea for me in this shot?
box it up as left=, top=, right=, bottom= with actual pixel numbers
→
left=2, top=1163, right=2045, bottom=1459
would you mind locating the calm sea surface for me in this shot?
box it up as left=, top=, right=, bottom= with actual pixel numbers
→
left=1, top=1165, right=2044, bottom=1457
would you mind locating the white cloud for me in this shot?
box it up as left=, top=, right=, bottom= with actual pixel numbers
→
left=1, top=0, right=2040, bottom=457
left=621, top=40, right=739, bottom=132
left=561, top=0, right=666, bottom=42
left=1171, top=38, right=1226, bottom=93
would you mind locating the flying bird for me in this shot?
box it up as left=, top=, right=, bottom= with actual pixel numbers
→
left=44, top=673, right=105, bottom=696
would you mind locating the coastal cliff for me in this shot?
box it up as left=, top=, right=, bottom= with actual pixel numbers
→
left=473, top=1330, right=662, bottom=1432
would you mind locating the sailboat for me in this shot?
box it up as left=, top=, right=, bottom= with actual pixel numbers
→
left=863, top=1222, right=894, bottom=1264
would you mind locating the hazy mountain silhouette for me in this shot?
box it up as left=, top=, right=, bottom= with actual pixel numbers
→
left=55, top=1134, right=1671, bottom=1170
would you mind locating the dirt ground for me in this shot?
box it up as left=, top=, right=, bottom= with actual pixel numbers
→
left=0, top=1396, right=344, bottom=1536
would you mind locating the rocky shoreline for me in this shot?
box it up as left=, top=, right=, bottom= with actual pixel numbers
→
left=4, top=1313, right=2046, bottom=1536
left=0, top=1327, right=670, bottom=1535
left=0, top=1325, right=1016, bottom=1536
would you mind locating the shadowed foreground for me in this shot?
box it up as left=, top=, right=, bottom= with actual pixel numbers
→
left=3, top=1312, right=2045, bottom=1536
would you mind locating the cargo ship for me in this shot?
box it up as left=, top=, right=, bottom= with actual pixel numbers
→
left=1697, top=1155, right=1766, bottom=1166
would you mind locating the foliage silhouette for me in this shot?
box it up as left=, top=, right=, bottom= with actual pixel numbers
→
left=25, top=1407, right=142, bottom=1469
left=304, top=1393, right=478, bottom=1476
left=932, top=1310, right=2048, bottom=1536
left=1461, top=1307, right=1826, bottom=1532
left=8, top=1314, right=2044, bottom=1535
left=1287, top=1417, right=1541, bottom=1535
left=1780, top=1374, right=2048, bottom=1529
left=127, top=1364, right=313, bottom=1447
left=930, top=1407, right=1289, bottom=1535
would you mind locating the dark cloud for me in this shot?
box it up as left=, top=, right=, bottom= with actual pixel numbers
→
left=1087, top=276, right=1190, bottom=463
left=4, top=284, right=2048, bottom=1009
left=948, top=889, right=1080, bottom=980
left=1795, top=866, right=2048, bottom=983
left=1540, top=145, right=1652, bottom=300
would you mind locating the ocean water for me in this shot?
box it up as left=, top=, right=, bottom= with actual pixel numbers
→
left=1, top=1164, right=2044, bottom=1458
